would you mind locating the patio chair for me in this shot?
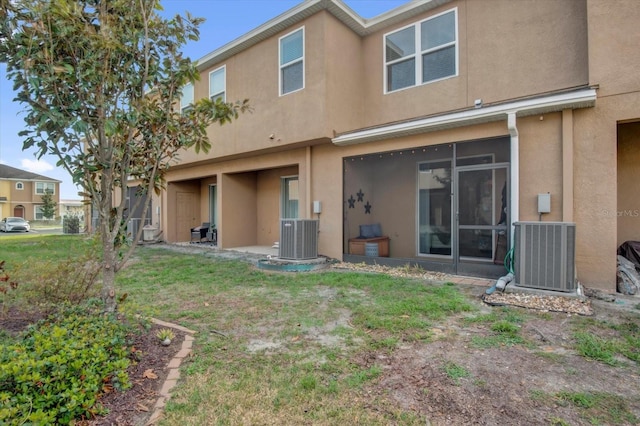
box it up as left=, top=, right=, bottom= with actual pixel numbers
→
left=190, top=222, right=210, bottom=243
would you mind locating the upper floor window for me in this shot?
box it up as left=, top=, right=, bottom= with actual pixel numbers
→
left=279, top=27, right=304, bottom=96
left=209, top=66, right=226, bottom=102
left=180, top=82, right=194, bottom=113
left=385, top=8, right=457, bottom=93
left=35, top=182, right=55, bottom=195
left=16, top=182, right=24, bottom=190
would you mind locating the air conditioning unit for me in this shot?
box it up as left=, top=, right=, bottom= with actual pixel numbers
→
left=514, top=221, right=576, bottom=292
left=279, top=219, right=319, bottom=260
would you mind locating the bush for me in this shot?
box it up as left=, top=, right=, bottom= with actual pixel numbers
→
left=11, top=244, right=101, bottom=310
left=63, top=216, right=81, bottom=234
left=0, top=310, right=132, bottom=424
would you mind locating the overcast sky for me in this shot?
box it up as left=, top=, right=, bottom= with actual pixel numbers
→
left=0, top=0, right=408, bottom=199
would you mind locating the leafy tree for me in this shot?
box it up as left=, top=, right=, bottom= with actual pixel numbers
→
left=0, top=0, right=249, bottom=311
left=40, top=189, right=57, bottom=220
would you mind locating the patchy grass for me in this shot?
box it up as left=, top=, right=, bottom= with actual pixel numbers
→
left=5, top=239, right=640, bottom=425
left=111, top=246, right=476, bottom=424
left=442, top=361, right=470, bottom=385
left=465, top=307, right=529, bottom=348
left=530, top=390, right=640, bottom=425
left=571, top=315, right=640, bottom=366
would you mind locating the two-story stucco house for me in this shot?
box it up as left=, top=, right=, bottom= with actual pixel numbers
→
left=0, top=164, right=61, bottom=220
left=138, top=0, right=639, bottom=293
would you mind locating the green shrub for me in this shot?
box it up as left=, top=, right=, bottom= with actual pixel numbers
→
left=0, top=311, right=132, bottom=424
left=63, top=216, right=81, bottom=234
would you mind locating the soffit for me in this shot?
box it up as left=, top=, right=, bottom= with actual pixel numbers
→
left=332, top=88, right=598, bottom=146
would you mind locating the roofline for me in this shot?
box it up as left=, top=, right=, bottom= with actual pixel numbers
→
left=1, top=177, right=62, bottom=183
left=332, top=88, right=597, bottom=146
left=196, top=0, right=450, bottom=71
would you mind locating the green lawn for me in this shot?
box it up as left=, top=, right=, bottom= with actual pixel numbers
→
left=2, top=236, right=639, bottom=426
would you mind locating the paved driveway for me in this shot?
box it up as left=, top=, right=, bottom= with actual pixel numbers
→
left=0, top=227, right=64, bottom=236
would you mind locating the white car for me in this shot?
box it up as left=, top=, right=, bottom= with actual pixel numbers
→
left=0, top=217, right=30, bottom=232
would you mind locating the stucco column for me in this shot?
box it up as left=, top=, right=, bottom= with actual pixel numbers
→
left=562, top=109, right=574, bottom=222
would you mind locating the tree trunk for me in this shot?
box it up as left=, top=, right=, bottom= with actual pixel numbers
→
left=101, top=211, right=118, bottom=312
left=101, top=259, right=117, bottom=312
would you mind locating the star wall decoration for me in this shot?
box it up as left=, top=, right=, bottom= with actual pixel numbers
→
left=364, top=201, right=372, bottom=214
left=356, top=189, right=364, bottom=202
left=347, top=195, right=355, bottom=209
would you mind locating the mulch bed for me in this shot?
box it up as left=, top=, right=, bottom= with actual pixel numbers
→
left=482, top=291, right=594, bottom=315
left=0, top=309, right=184, bottom=426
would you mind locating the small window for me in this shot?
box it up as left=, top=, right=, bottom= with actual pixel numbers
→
left=279, top=28, right=304, bottom=96
left=180, top=82, right=194, bottom=113
left=209, top=66, right=226, bottom=102
left=35, top=182, right=55, bottom=195
left=385, top=8, right=457, bottom=93
left=16, top=182, right=24, bottom=190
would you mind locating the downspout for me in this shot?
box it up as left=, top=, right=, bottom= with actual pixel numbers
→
left=486, top=112, right=519, bottom=295
left=507, top=111, right=519, bottom=237
left=306, top=146, right=312, bottom=218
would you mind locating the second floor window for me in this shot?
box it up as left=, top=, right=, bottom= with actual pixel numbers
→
left=180, top=82, right=194, bottom=113
left=385, top=8, right=457, bottom=93
left=16, top=182, right=24, bottom=190
left=279, top=27, right=304, bottom=96
left=35, top=182, right=55, bottom=195
left=209, top=66, right=226, bottom=102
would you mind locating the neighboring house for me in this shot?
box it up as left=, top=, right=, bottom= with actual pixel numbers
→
left=0, top=164, right=61, bottom=221
left=59, top=199, right=84, bottom=218
left=140, top=0, right=638, bottom=293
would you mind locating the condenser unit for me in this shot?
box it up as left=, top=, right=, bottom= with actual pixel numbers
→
left=279, top=219, right=319, bottom=260
left=514, top=221, right=576, bottom=292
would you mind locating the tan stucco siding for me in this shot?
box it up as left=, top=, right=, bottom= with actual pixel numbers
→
left=573, top=102, right=617, bottom=289
left=466, top=0, right=588, bottom=104
left=180, top=12, right=338, bottom=165
left=588, top=0, right=640, bottom=97
left=358, top=0, right=588, bottom=130
left=517, top=113, right=564, bottom=222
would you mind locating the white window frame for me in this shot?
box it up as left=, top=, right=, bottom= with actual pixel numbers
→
left=35, top=182, right=55, bottom=195
left=209, top=66, right=226, bottom=102
left=16, top=182, right=24, bottom=190
left=384, top=8, right=458, bottom=94
left=34, top=205, right=45, bottom=220
left=279, top=27, right=305, bottom=96
left=180, top=82, right=194, bottom=113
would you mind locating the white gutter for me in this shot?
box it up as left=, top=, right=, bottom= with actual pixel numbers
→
left=332, top=88, right=597, bottom=146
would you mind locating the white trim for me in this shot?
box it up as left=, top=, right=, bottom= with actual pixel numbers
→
left=332, top=88, right=597, bottom=146
left=34, top=181, right=56, bottom=195
left=209, top=65, right=226, bottom=102
left=279, top=26, right=305, bottom=97
left=384, top=7, right=458, bottom=94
